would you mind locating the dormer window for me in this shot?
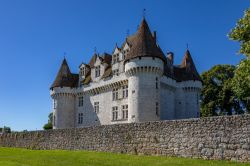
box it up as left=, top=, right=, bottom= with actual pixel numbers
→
left=80, top=67, right=85, bottom=76
left=112, top=69, right=119, bottom=76
left=95, top=66, right=100, bottom=77
left=113, top=54, right=119, bottom=64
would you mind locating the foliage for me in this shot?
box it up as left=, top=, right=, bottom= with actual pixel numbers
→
left=229, top=8, right=250, bottom=58
left=232, top=59, right=250, bottom=111
left=200, top=65, right=244, bottom=117
left=0, top=147, right=249, bottom=166
left=1, top=126, right=11, bottom=133
left=43, top=113, right=53, bottom=130
left=43, top=123, right=52, bottom=130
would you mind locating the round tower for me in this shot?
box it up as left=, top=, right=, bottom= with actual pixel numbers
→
left=50, top=58, right=78, bottom=129
left=124, top=18, right=165, bottom=123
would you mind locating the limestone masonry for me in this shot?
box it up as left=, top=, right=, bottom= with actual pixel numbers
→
left=0, top=115, right=249, bottom=161
left=50, top=18, right=202, bottom=129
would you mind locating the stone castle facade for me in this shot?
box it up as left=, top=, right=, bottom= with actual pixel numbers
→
left=50, top=18, right=202, bottom=129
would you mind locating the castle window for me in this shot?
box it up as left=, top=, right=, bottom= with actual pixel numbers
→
left=112, top=88, right=119, bottom=100
left=53, top=115, right=56, bottom=126
left=80, top=67, right=85, bottom=76
left=113, top=54, right=119, bottom=64
left=78, top=96, right=83, bottom=107
left=112, top=69, right=119, bottom=76
left=112, top=106, right=118, bottom=121
left=95, top=66, right=100, bottom=77
left=156, top=102, right=159, bottom=116
left=53, top=100, right=57, bottom=109
left=78, top=113, right=83, bottom=124
left=122, top=105, right=128, bottom=119
left=94, top=102, right=99, bottom=113
left=156, top=77, right=158, bottom=89
left=122, top=85, right=128, bottom=98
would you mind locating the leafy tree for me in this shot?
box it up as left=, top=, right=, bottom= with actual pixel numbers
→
left=229, top=8, right=250, bottom=58
left=43, top=113, right=53, bottom=130
left=200, top=65, right=243, bottom=117
left=232, top=59, right=250, bottom=111
left=2, top=126, right=11, bottom=133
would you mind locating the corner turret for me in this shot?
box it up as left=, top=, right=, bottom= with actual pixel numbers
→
left=50, top=58, right=78, bottom=129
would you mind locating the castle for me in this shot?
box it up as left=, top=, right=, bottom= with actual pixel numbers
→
left=50, top=18, right=202, bottom=129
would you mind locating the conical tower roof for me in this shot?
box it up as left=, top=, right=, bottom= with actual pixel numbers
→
left=125, top=18, right=166, bottom=62
left=179, top=50, right=202, bottom=81
left=51, top=58, right=78, bottom=89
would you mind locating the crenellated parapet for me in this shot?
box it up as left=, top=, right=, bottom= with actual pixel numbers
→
left=50, top=87, right=76, bottom=99
left=125, top=57, right=164, bottom=77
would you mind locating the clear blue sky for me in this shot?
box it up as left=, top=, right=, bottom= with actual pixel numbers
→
left=0, top=0, right=248, bottom=131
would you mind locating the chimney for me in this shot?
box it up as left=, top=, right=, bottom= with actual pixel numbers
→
left=167, top=52, right=174, bottom=65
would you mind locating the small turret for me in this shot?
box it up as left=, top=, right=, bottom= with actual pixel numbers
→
left=50, top=58, right=78, bottom=129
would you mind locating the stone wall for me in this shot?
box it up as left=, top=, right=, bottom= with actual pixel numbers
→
left=0, top=115, right=250, bottom=162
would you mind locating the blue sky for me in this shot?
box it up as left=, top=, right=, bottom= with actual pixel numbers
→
left=0, top=0, right=249, bottom=131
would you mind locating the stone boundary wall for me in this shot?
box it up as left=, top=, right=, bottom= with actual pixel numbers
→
left=0, top=115, right=250, bottom=162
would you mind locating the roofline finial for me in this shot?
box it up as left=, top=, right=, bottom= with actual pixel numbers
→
left=186, top=43, right=189, bottom=50
left=143, top=8, right=146, bottom=19
left=63, top=52, right=67, bottom=59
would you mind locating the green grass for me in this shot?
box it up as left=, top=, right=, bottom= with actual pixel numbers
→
left=0, top=147, right=249, bottom=166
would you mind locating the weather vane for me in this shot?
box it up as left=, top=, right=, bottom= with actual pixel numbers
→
left=143, top=8, right=146, bottom=18
left=186, top=43, right=189, bottom=50
left=63, top=52, right=67, bottom=59
left=94, top=47, right=97, bottom=54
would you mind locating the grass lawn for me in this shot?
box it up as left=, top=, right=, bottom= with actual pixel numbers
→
left=0, top=147, right=249, bottom=166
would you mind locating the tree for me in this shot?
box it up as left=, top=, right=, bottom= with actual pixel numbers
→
left=43, top=113, right=53, bottom=130
left=232, top=59, right=250, bottom=111
left=200, top=65, right=243, bottom=117
left=229, top=8, right=250, bottom=58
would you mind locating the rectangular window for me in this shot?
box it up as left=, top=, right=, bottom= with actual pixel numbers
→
left=78, top=96, right=83, bottom=107
left=112, top=106, right=118, bottom=121
left=95, top=66, right=100, bottom=77
left=53, top=100, right=57, bottom=109
left=122, top=105, right=128, bottom=119
left=112, top=69, right=119, bottom=76
left=78, top=113, right=83, bottom=124
left=80, top=67, right=85, bottom=76
left=112, top=88, right=119, bottom=100
left=156, top=102, right=159, bottom=116
left=122, top=85, right=128, bottom=98
left=53, top=115, right=56, bottom=126
left=156, top=77, right=158, bottom=89
left=113, top=54, right=119, bottom=63
left=94, top=102, right=99, bottom=113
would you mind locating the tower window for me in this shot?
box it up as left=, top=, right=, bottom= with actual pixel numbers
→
left=156, top=77, right=158, bottom=89
left=156, top=102, right=159, bottom=116
left=112, top=88, right=119, bottom=100
left=53, top=100, right=57, bottom=109
left=122, top=105, right=128, bottom=119
left=53, top=115, right=56, bottom=126
left=95, top=66, right=100, bottom=77
left=78, top=113, right=83, bottom=124
left=122, top=85, right=128, bottom=98
left=94, top=102, right=99, bottom=113
left=112, top=106, right=118, bottom=121
left=78, top=96, right=83, bottom=107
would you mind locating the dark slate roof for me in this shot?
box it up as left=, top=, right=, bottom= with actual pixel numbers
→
left=81, top=71, right=92, bottom=85
left=124, top=19, right=167, bottom=62
left=88, top=53, right=112, bottom=68
left=50, top=58, right=79, bottom=89
left=174, top=50, right=202, bottom=82
left=101, top=66, right=112, bottom=79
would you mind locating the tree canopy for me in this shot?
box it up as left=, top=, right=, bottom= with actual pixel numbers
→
left=200, top=65, right=244, bottom=117
left=229, top=8, right=250, bottom=58
left=43, top=113, right=53, bottom=130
